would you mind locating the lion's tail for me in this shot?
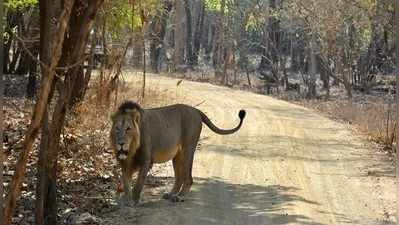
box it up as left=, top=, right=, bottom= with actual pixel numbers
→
left=198, top=109, right=246, bottom=135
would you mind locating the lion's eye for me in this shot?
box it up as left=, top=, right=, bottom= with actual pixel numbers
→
left=126, top=127, right=131, bottom=131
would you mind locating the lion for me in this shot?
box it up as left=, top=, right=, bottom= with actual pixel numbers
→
left=110, top=101, right=246, bottom=205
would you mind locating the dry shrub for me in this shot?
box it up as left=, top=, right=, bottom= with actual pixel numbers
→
left=310, top=100, right=397, bottom=152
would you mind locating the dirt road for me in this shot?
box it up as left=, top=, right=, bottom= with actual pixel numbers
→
left=105, top=75, right=395, bottom=225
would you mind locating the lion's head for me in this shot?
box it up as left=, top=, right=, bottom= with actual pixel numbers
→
left=110, top=101, right=142, bottom=161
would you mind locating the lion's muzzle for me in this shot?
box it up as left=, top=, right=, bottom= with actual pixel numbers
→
left=117, top=149, right=129, bottom=160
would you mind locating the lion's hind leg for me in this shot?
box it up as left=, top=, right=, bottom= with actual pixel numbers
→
left=178, top=146, right=196, bottom=199
left=163, top=151, right=184, bottom=202
left=177, top=135, right=200, bottom=201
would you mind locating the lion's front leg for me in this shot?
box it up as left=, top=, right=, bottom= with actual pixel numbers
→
left=121, top=166, right=134, bottom=206
left=132, top=160, right=151, bottom=205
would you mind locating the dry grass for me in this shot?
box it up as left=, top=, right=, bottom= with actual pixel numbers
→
left=2, top=73, right=180, bottom=223
left=304, top=100, right=397, bottom=153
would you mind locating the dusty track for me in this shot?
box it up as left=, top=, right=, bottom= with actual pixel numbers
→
left=105, top=74, right=395, bottom=225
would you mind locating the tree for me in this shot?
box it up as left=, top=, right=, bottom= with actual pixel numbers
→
left=36, top=1, right=104, bottom=224
left=395, top=0, right=399, bottom=156
left=1, top=1, right=74, bottom=224
left=149, top=0, right=173, bottom=73
left=192, top=0, right=205, bottom=65
left=35, top=0, right=53, bottom=224
left=174, top=0, right=185, bottom=71
left=307, top=34, right=317, bottom=98
left=213, top=0, right=226, bottom=79
left=0, top=0, right=4, bottom=223
left=183, top=0, right=194, bottom=67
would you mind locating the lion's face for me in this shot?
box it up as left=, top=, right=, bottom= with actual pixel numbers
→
left=110, top=110, right=141, bottom=161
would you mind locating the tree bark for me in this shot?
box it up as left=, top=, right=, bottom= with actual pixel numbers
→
left=149, top=0, right=173, bottom=73
left=1, top=1, right=74, bottom=224
left=204, top=16, right=214, bottom=63
left=192, top=0, right=204, bottom=65
left=238, top=11, right=249, bottom=70
left=395, top=1, right=399, bottom=160
left=35, top=1, right=54, bottom=224
left=307, top=35, right=317, bottom=98
left=140, top=1, right=146, bottom=99
left=26, top=9, right=40, bottom=98
left=173, top=0, right=185, bottom=70
left=213, top=0, right=226, bottom=79
left=183, top=0, right=194, bottom=68
left=0, top=0, right=4, bottom=222
left=40, top=1, right=103, bottom=223
left=36, top=109, right=50, bottom=225
left=259, top=0, right=280, bottom=73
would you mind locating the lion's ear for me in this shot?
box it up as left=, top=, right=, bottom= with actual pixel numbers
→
left=126, top=109, right=140, bottom=124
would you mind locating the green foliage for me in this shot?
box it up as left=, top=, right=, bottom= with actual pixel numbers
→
left=205, top=0, right=221, bottom=11
left=5, top=0, right=37, bottom=10
left=359, top=0, right=377, bottom=11
left=103, top=0, right=160, bottom=40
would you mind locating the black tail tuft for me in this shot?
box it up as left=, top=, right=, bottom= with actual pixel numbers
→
left=238, top=110, right=246, bottom=120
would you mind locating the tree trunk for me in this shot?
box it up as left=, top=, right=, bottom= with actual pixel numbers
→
left=1, top=1, right=74, bottom=224
left=213, top=0, right=226, bottom=79
left=149, top=0, right=173, bottom=73
left=183, top=0, right=194, bottom=68
left=318, top=55, right=330, bottom=98
left=68, top=27, right=95, bottom=107
left=132, top=32, right=144, bottom=68
left=338, top=46, right=352, bottom=98
left=36, top=109, right=50, bottom=225
left=26, top=54, right=38, bottom=98
left=8, top=40, right=22, bottom=73
left=192, top=0, right=204, bottom=65
left=39, top=1, right=103, bottom=223
left=394, top=1, right=399, bottom=157
left=35, top=3, right=54, bottom=225
left=173, top=0, right=185, bottom=71
left=238, top=12, right=249, bottom=70
left=140, top=1, right=146, bottom=99
left=81, top=25, right=98, bottom=99
left=3, top=37, right=12, bottom=73
left=0, top=0, right=4, bottom=223
left=3, top=10, right=22, bottom=74
left=204, top=18, right=214, bottom=63
left=26, top=10, right=40, bottom=98
left=260, top=0, right=281, bottom=73
left=307, top=35, right=317, bottom=98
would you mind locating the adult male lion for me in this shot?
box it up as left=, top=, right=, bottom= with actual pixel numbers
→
left=110, top=101, right=246, bottom=205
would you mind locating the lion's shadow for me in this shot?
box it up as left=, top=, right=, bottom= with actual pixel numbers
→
left=138, top=176, right=326, bottom=225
